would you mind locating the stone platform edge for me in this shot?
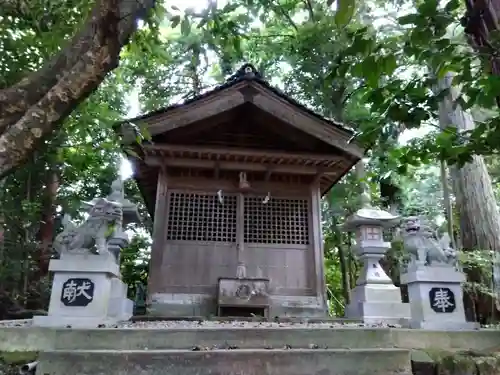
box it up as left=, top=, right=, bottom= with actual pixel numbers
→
left=0, top=326, right=498, bottom=353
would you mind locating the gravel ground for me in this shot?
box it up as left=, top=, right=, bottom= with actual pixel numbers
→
left=0, top=319, right=401, bottom=329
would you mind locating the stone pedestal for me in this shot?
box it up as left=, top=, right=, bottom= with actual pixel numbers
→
left=217, top=277, right=270, bottom=317
left=401, top=265, right=479, bottom=330
left=344, top=208, right=410, bottom=324
left=33, top=253, right=133, bottom=328
left=347, top=284, right=410, bottom=325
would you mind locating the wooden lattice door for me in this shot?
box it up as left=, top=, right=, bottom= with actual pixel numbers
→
left=166, top=191, right=237, bottom=243
left=166, top=191, right=309, bottom=246
left=243, top=195, right=310, bottom=245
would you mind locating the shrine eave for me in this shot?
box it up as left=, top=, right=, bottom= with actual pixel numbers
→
left=142, top=143, right=350, bottom=176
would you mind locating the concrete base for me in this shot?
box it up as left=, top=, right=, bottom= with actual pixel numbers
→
left=32, top=315, right=120, bottom=328
left=108, top=278, right=134, bottom=321
left=33, top=256, right=132, bottom=328
left=401, top=266, right=471, bottom=330
left=149, top=293, right=328, bottom=318
left=346, top=284, right=410, bottom=324
left=36, top=349, right=412, bottom=375
left=347, top=302, right=410, bottom=325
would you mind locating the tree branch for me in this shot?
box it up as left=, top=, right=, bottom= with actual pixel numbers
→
left=270, top=1, right=298, bottom=32
left=0, top=0, right=154, bottom=132
left=304, top=0, right=315, bottom=22
left=0, top=0, right=156, bottom=177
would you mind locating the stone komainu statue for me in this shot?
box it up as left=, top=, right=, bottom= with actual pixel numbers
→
left=53, top=198, right=123, bottom=256
left=401, top=216, right=457, bottom=267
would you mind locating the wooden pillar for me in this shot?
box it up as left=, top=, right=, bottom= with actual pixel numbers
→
left=310, top=183, right=328, bottom=312
left=147, top=167, right=169, bottom=301
left=236, top=193, right=246, bottom=277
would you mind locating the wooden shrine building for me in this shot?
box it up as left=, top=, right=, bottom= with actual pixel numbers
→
left=118, top=64, right=365, bottom=317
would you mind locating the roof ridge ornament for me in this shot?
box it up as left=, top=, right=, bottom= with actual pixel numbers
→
left=228, top=63, right=262, bottom=82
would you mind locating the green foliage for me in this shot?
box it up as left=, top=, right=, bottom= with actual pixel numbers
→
left=121, top=234, right=151, bottom=298
left=0, top=0, right=94, bottom=88
left=0, top=0, right=153, bottom=313
left=398, top=165, right=444, bottom=219
left=335, top=0, right=356, bottom=27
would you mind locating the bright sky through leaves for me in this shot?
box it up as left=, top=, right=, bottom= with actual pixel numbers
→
left=118, top=0, right=431, bottom=180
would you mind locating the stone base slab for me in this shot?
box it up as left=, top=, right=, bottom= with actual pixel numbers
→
left=32, top=315, right=119, bottom=328
left=36, top=348, right=412, bottom=375
left=4, top=326, right=500, bottom=354
left=346, top=301, right=410, bottom=325
left=148, top=293, right=328, bottom=318
left=346, top=284, right=410, bottom=324
left=49, top=256, right=120, bottom=276
left=407, top=320, right=480, bottom=330
left=401, top=266, right=465, bottom=284
left=350, top=284, right=404, bottom=302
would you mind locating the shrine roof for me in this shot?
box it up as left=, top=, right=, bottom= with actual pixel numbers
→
left=120, top=63, right=352, bottom=137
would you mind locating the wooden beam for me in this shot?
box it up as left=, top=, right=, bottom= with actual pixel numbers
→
left=135, top=83, right=248, bottom=137
left=311, top=172, right=324, bottom=185
left=214, top=161, right=220, bottom=179
left=264, top=168, right=273, bottom=181
left=144, top=143, right=344, bottom=164
left=144, top=156, right=341, bottom=175
left=250, top=83, right=364, bottom=159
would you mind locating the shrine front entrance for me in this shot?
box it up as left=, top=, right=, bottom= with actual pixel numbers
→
left=148, top=177, right=328, bottom=317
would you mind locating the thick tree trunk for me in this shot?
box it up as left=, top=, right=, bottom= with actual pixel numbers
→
left=437, top=72, right=500, bottom=321
left=0, top=0, right=155, bottom=178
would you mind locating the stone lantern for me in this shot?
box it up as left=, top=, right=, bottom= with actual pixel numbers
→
left=344, top=207, right=410, bottom=325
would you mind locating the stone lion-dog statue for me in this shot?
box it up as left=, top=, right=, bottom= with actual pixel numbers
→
left=53, top=198, right=123, bottom=257
left=401, top=216, right=457, bottom=268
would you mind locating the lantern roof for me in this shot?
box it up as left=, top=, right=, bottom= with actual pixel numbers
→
left=344, top=207, right=400, bottom=230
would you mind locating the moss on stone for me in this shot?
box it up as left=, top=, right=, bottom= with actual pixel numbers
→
left=0, top=351, right=38, bottom=364
left=0, top=351, right=38, bottom=375
left=417, top=348, right=500, bottom=375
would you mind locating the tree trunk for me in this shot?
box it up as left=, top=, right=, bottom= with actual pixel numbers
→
left=22, top=155, right=34, bottom=307
left=36, top=169, right=59, bottom=278
left=0, top=0, right=155, bottom=178
left=440, top=160, right=456, bottom=249
left=355, top=161, right=370, bottom=208
left=437, top=72, right=500, bottom=322
left=338, top=241, right=351, bottom=306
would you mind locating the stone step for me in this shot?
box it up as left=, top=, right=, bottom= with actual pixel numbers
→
left=36, top=348, right=412, bottom=375
left=49, top=327, right=397, bottom=350
left=4, top=326, right=497, bottom=354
